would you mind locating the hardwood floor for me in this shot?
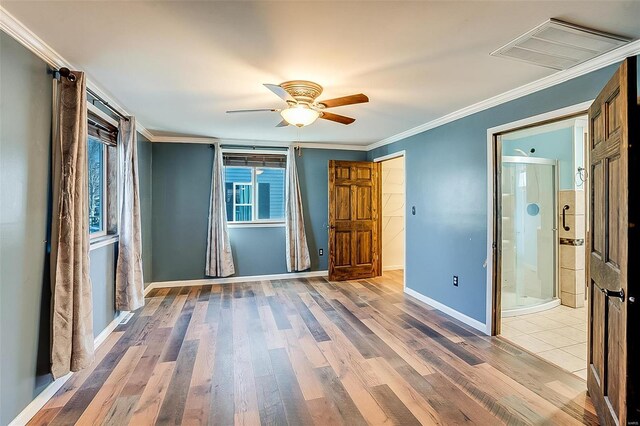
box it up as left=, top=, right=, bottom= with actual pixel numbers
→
left=29, top=271, right=597, bottom=425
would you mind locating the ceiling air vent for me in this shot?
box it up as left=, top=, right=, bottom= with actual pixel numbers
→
left=491, top=19, right=631, bottom=70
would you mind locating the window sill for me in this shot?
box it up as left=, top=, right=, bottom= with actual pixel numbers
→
left=228, top=222, right=285, bottom=229
left=90, top=234, right=119, bottom=251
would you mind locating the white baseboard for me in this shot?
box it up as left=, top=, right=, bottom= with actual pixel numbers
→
left=145, top=270, right=329, bottom=292
left=383, top=265, right=404, bottom=271
left=9, top=311, right=129, bottom=426
left=404, top=287, right=489, bottom=335
left=94, top=311, right=128, bottom=347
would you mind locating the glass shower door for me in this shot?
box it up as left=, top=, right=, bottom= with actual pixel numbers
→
left=501, top=157, right=557, bottom=313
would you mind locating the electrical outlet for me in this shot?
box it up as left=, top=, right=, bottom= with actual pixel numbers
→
left=453, top=275, right=459, bottom=287
left=319, top=248, right=324, bottom=256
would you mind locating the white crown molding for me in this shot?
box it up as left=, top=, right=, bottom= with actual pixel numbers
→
left=368, top=39, right=640, bottom=151
left=8, top=311, right=129, bottom=426
left=0, top=6, right=154, bottom=140
left=152, top=135, right=369, bottom=151
left=219, top=138, right=368, bottom=151
left=151, top=135, right=220, bottom=144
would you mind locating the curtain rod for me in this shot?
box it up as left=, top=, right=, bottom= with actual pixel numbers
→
left=210, top=144, right=290, bottom=151
left=53, top=67, right=129, bottom=122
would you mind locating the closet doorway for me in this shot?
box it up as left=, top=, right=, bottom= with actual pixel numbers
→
left=375, top=152, right=406, bottom=289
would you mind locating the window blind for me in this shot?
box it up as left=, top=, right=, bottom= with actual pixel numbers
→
left=222, top=153, right=286, bottom=168
left=88, top=113, right=118, bottom=146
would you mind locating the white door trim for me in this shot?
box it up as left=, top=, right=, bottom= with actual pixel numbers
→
left=374, top=150, right=407, bottom=289
left=484, top=100, right=593, bottom=335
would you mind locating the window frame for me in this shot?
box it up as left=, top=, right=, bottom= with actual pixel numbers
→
left=222, top=149, right=287, bottom=226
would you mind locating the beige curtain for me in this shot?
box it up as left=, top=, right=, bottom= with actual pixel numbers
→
left=115, top=117, right=145, bottom=311
left=285, top=147, right=311, bottom=272
left=205, top=142, right=235, bottom=277
left=50, top=71, right=94, bottom=379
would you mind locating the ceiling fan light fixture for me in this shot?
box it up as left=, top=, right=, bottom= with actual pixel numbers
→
left=280, top=104, right=320, bottom=127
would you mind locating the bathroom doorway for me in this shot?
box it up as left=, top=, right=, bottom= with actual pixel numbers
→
left=493, top=114, right=589, bottom=379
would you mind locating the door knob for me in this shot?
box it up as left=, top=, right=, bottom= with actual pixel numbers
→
left=601, top=287, right=625, bottom=301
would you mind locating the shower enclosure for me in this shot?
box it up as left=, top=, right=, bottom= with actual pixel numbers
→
left=501, top=156, right=559, bottom=316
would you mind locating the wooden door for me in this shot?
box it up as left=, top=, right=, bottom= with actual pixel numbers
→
left=328, top=160, right=381, bottom=281
left=587, top=56, right=638, bottom=426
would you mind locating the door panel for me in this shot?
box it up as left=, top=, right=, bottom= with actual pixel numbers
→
left=329, top=160, right=381, bottom=281
left=587, top=56, right=638, bottom=426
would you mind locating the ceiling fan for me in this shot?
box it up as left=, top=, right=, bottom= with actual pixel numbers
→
left=226, top=80, right=369, bottom=127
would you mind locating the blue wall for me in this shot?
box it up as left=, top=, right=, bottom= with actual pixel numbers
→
left=151, top=144, right=366, bottom=281
left=368, top=63, right=620, bottom=324
left=502, top=127, right=575, bottom=190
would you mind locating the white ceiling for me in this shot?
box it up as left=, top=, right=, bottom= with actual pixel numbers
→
left=4, top=1, right=640, bottom=146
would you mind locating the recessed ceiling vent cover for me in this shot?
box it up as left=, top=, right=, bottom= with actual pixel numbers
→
left=491, top=19, right=631, bottom=70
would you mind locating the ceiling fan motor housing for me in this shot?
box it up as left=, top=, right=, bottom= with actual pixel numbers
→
left=280, top=80, right=323, bottom=105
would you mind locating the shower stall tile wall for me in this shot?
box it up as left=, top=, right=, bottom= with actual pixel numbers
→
left=558, top=190, right=587, bottom=308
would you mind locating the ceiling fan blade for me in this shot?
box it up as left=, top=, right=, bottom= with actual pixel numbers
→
left=318, top=93, right=368, bottom=108
left=264, top=84, right=295, bottom=102
left=276, top=119, right=289, bottom=127
left=320, top=111, right=355, bottom=125
left=226, top=108, right=279, bottom=113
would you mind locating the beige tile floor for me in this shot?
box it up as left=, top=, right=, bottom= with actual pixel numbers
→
left=500, top=304, right=587, bottom=379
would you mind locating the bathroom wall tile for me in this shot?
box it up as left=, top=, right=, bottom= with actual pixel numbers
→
left=560, top=267, right=586, bottom=295
left=559, top=214, right=586, bottom=239
left=560, top=245, right=585, bottom=270
left=560, top=269, right=576, bottom=294
left=561, top=291, right=584, bottom=308
left=559, top=190, right=586, bottom=216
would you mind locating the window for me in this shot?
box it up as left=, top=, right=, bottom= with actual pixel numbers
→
left=88, top=135, right=107, bottom=235
left=223, top=152, right=286, bottom=223
left=87, top=111, right=118, bottom=238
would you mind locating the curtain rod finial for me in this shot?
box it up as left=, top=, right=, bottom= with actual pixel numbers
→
left=58, top=67, right=76, bottom=82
